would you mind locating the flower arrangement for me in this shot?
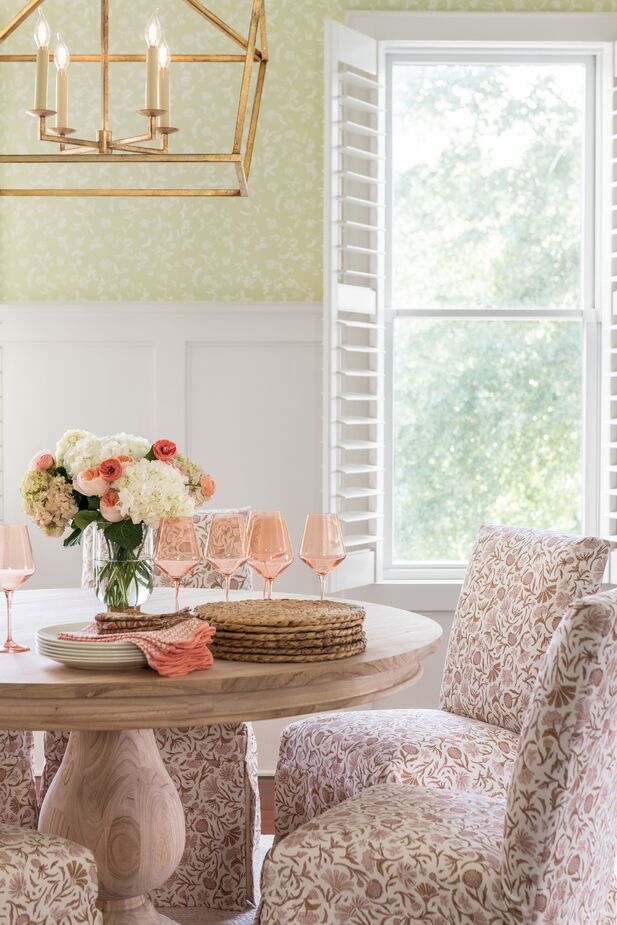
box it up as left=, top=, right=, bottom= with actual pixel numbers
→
left=21, top=430, right=216, bottom=609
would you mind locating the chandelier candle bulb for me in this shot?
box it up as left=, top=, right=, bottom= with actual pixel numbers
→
left=158, top=37, right=170, bottom=128
left=143, top=11, right=162, bottom=115
left=33, top=11, right=51, bottom=114
left=54, top=34, right=70, bottom=130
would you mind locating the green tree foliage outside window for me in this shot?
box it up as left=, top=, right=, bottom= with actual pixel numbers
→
left=391, top=62, right=584, bottom=562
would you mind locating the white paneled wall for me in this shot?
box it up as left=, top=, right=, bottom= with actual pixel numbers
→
left=0, top=303, right=322, bottom=593
left=0, top=302, right=453, bottom=773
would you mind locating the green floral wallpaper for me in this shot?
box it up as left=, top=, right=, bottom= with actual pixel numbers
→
left=0, top=0, right=615, bottom=302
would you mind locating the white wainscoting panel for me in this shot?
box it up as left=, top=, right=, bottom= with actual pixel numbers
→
left=0, top=303, right=322, bottom=593
left=186, top=341, right=321, bottom=595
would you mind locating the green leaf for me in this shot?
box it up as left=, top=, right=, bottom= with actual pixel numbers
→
left=87, top=497, right=101, bottom=511
left=103, top=520, right=143, bottom=553
left=63, top=527, right=82, bottom=548
left=73, top=509, right=101, bottom=531
left=145, top=447, right=156, bottom=461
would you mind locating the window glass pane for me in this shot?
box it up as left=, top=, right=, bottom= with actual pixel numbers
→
left=392, top=318, right=583, bottom=562
left=391, top=61, right=586, bottom=310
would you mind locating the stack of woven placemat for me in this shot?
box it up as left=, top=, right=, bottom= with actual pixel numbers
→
left=193, top=598, right=367, bottom=662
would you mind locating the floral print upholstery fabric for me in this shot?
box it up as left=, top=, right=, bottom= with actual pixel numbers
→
left=0, top=731, right=38, bottom=830
left=275, top=709, right=518, bottom=840
left=42, top=724, right=260, bottom=911
left=501, top=588, right=617, bottom=923
left=0, top=823, right=102, bottom=925
left=274, top=525, right=607, bottom=839
left=440, top=524, right=608, bottom=734
left=259, top=588, right=617, bottom=925
left=260, top=784, right=510, bottom=925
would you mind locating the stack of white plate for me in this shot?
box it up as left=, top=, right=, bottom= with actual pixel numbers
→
left=36, top=622, right=147, bottom=671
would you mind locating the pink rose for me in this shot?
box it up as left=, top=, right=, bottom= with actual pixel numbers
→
left=100, top=489, right=125, bottom=523
left=74, top=467, right=108, bottom=497
left=200, top=473, right=216, bottom=499
left=31, top=452, right=54, bottom=471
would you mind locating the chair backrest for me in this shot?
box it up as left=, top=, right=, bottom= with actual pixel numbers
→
left=81, top=508, right=253, bottom=592
left=500, top=588, right=617, bottom=924
left=439, top=524, right=608, bottom=733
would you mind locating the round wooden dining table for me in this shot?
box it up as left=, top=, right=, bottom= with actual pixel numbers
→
left=0, top=588, right=443, bottom=925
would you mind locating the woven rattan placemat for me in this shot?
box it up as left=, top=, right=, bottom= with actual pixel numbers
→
left=196, top=599, right=367, bottom=663
left=195, top=598, right=365, bottom=628
left=210, top=637, right=367, bottom=663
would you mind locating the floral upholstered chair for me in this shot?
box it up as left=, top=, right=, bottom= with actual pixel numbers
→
left=0, top=823, right=102, bottom=924
left=275, top=524, right=609, bottom=839
left=41, top=509, right=260, bottom=913
left=0, top=731, right=38, bottom=829
left=256, top=587, right=617, bottom=925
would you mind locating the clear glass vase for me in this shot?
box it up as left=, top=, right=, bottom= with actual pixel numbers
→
left=93, top=524, right=154, bottom=611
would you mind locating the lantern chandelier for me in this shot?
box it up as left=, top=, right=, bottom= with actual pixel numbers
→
left=0, top=0, right=268, bottom=196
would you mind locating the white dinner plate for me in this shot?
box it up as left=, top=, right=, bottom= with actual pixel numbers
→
left=36, top=622, right=147, bottom=670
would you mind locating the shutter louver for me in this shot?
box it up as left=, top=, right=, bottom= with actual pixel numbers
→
left=324, top=21, right=385, bottom=591
left=603, top=44, right=617, bottom=580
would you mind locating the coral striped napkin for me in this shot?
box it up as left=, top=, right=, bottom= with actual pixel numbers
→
left=58, top=617, right=216, bottom=677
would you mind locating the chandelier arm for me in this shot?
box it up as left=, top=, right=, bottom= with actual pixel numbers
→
left=60, top=145, right=98, bottom=155
left=38, top=119, right=100, bottom=149
left=108, top=142, right=166, bottom=154
left=233, top=0, right=261, bottom=154
left=112, top=133, right=156, bottom=146
left=0, top=0, right=44, bottom=43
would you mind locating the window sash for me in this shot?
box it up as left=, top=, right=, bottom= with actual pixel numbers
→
left=382, top=45, right=604, bottom=580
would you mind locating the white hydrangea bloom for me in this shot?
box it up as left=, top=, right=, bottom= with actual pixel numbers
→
left=55, top=429, right=94, bottom=469
left=101, top=433, right=150, bottom=461
left=63, top=435, right=104, bottom=478
left=116, top=458, right=194, bottom=527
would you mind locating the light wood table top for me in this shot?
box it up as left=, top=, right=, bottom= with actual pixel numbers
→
left=0, top=588, right=443, bottom=731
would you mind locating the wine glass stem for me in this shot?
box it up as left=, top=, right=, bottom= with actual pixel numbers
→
left=174, top=580, right=180, bottom=612
left=4, top=590, right=13, bottom=647
left=319, top=574, right=326, bottom=602
left=264, top=579, right=273, bottom=600
left=225, top=575, right=231, bottom=603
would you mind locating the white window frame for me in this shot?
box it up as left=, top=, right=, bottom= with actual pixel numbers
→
left=343, top=11, right=615, bottom=584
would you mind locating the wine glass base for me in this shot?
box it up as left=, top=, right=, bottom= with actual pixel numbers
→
left=0, top=642, right=30, bottom=653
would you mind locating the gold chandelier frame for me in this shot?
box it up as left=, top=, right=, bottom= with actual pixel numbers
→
left=0, top=0, right=267, bottom=196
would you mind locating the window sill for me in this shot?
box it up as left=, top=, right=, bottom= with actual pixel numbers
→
left=342, top=580, right=463, bottom=614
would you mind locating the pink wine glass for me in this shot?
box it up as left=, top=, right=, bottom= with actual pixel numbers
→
left=155, top=516, right=201, bottom=611
left=205, top=513, right=249, bottom=602
left=300, top=514, right=346, bottom=601
left=247, top=511, right=293, bottom=600
left=0, top=525, right=35, bottom=654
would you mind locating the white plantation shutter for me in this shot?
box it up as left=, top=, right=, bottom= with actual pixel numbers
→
left=323, top=20, right=385, bottom=591
left=604, top=44, right=617, bottom=581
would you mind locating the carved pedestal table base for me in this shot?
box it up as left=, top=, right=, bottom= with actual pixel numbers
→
left=38, top=729, right=185, bottom=925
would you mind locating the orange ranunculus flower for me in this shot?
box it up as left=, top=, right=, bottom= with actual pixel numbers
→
left=99, top=457, right=123, bottom=481
left=153, top=439, right=177, bottom=462
left=200, top=473, right=216, bottom=499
